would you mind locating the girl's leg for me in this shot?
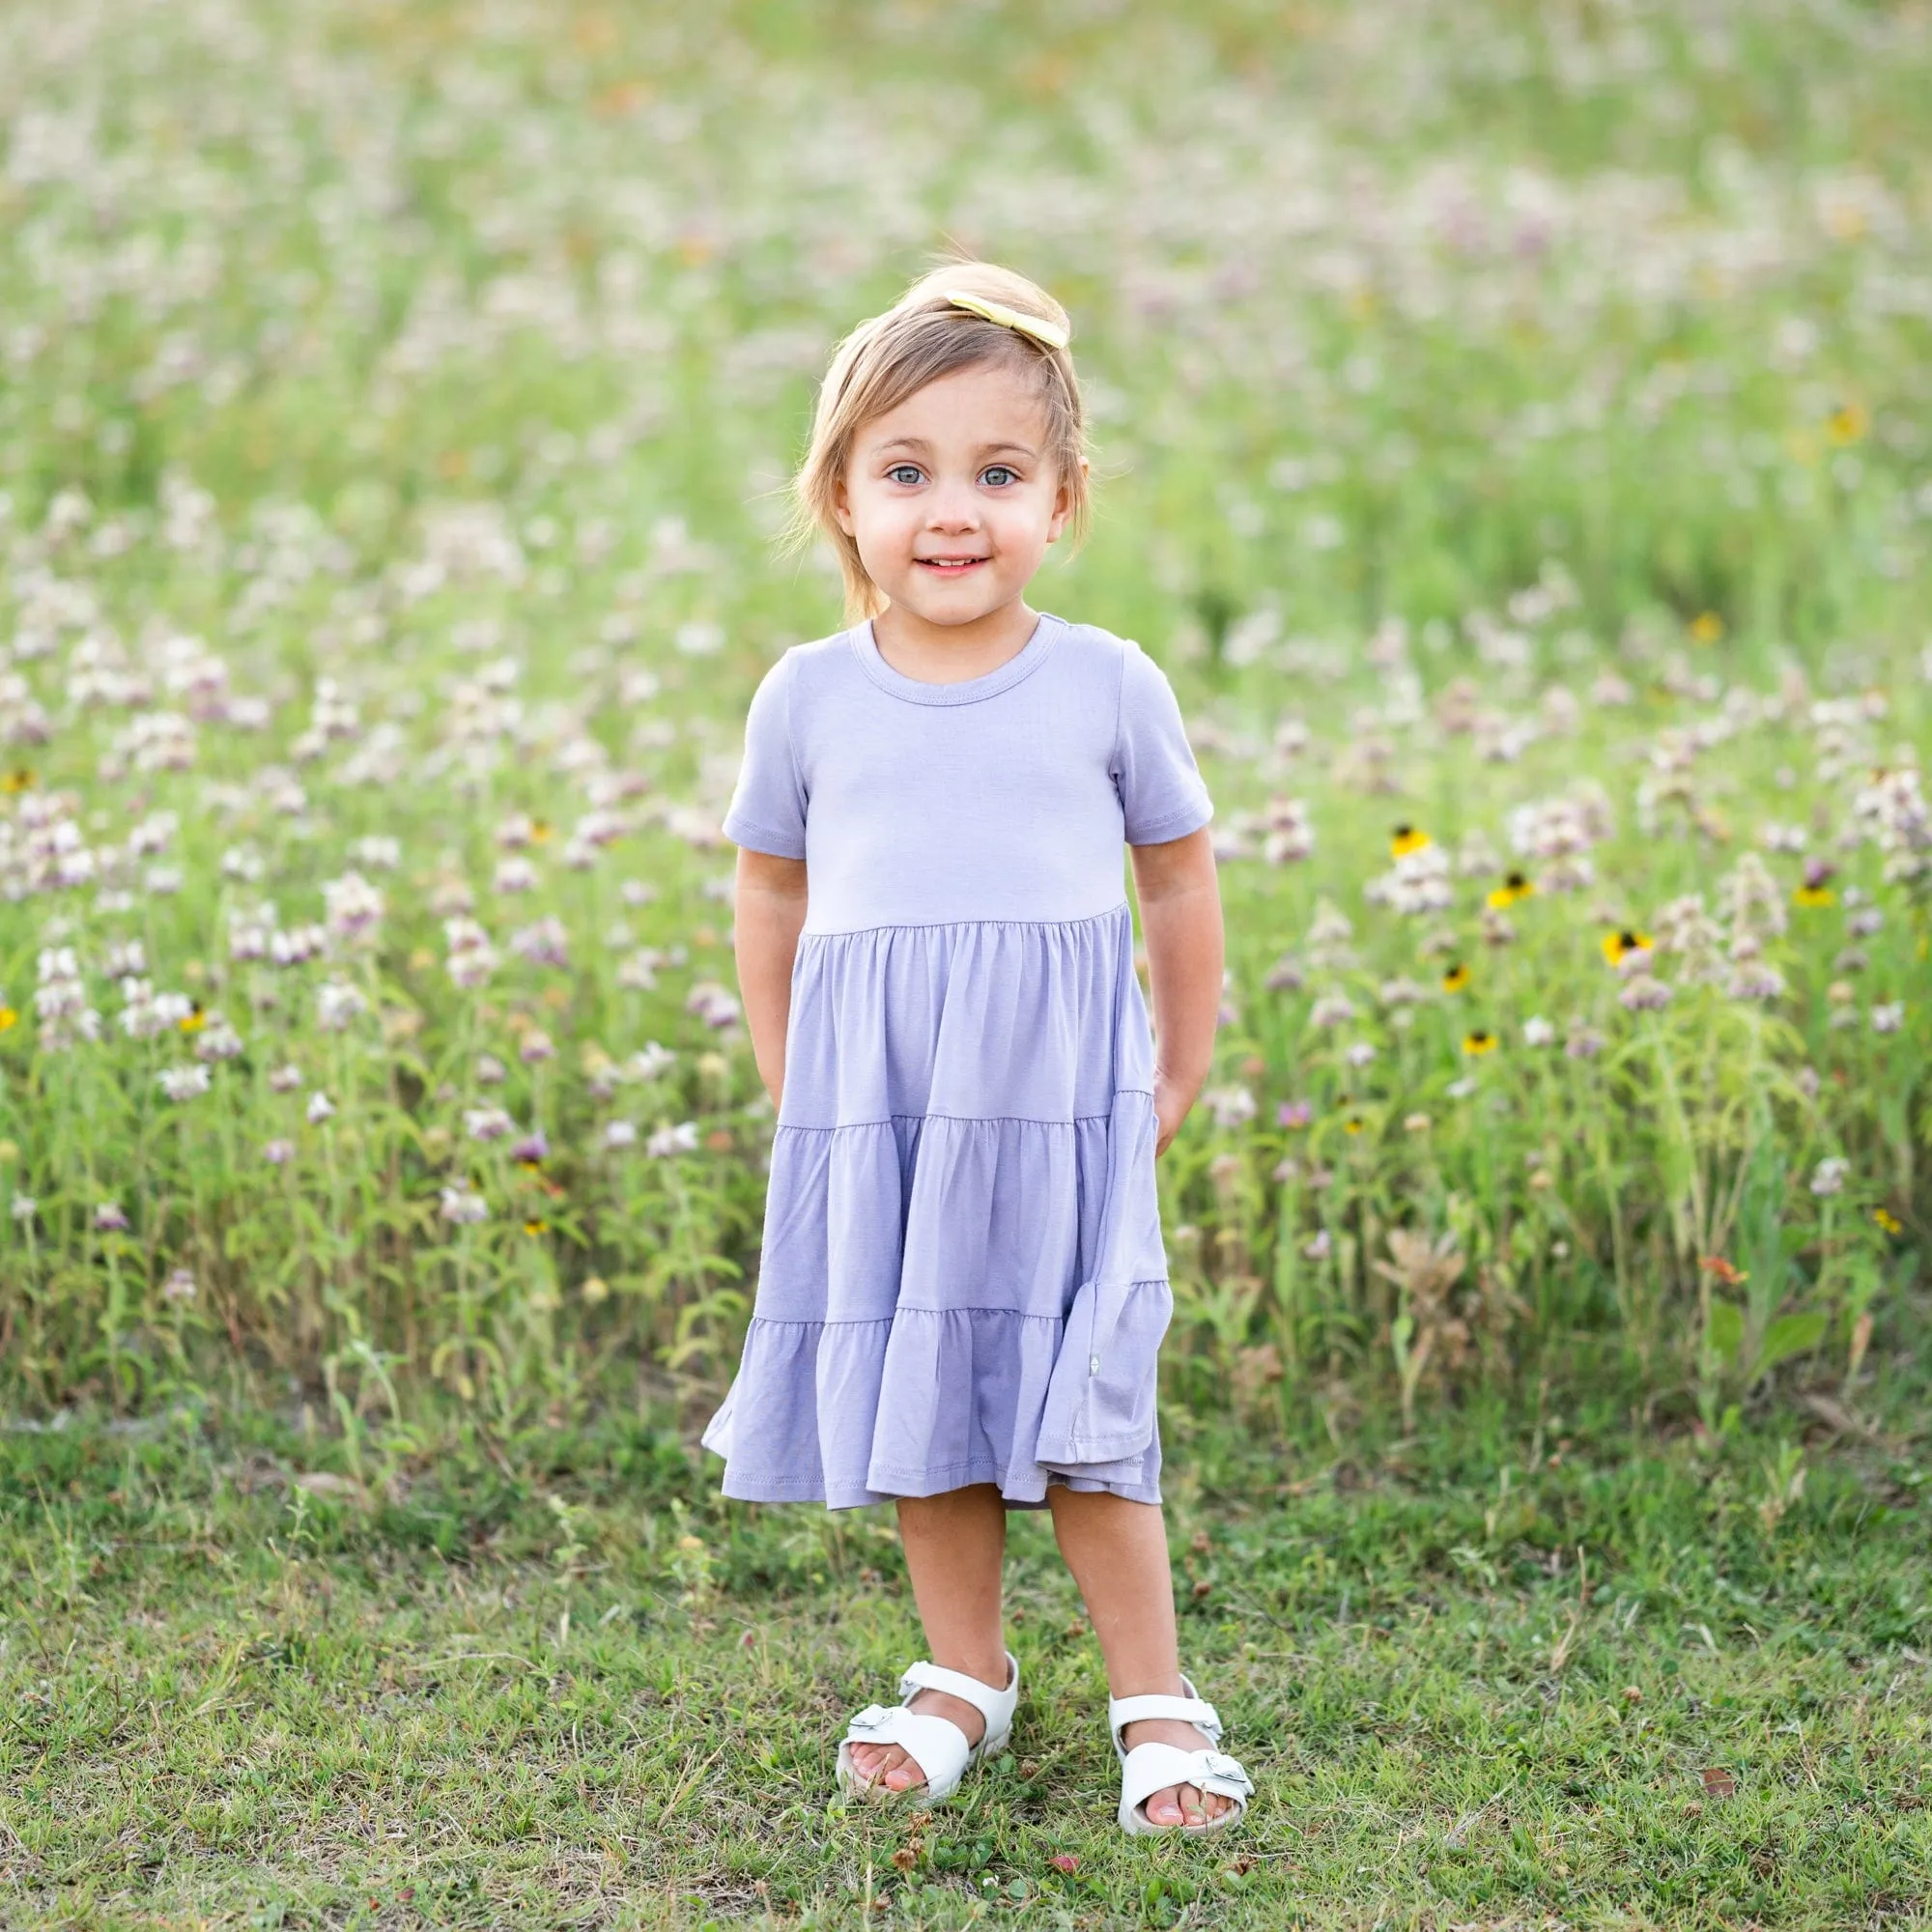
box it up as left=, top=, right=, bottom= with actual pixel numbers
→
left=1046, top=1487, right=1233, bottom=1827
left=844, top=1483, right=1012, bottom=1793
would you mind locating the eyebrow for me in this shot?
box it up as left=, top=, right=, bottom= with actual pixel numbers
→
left=870, top=437, right=1038, bottom=458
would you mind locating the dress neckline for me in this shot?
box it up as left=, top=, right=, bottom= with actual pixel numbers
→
left=851, top=610, right=1063, bottom=706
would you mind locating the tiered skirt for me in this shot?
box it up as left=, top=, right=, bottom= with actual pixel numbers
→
left=701, top=901, right=1173, bottom=1510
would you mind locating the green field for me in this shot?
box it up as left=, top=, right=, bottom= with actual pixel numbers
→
left=1, top=0, right=1930, bottom=1921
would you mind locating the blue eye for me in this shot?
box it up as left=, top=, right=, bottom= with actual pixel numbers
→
left=888, top=464, right=923, bottom=486
left=981, top=466, right=1017, bottom=487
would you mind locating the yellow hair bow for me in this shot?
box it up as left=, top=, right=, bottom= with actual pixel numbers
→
left=943, top=289, right=1069, bottom=352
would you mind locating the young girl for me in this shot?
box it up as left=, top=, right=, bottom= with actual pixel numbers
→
left=701, top=261, right=1252, bottom=1837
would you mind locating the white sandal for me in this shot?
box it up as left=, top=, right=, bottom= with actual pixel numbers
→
left=1109, top=1672, right=1254, bottom=1835
left=835, top=1652, right=1020, bottom=1805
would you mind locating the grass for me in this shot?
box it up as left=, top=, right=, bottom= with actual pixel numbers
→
left=4, top=1396, right=1929, bottom=1929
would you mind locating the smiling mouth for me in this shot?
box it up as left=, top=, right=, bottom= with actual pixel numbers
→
left=916, top=556, right=988, bottom=574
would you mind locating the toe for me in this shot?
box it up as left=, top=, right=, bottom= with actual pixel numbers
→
left=1144, top=1785, right=1183, bottom=1827
left=1178, top=1781, right=1207, bottom=1826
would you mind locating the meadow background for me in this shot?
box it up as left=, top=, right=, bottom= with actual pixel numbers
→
left=2, top=0, right=1930, bottom=1925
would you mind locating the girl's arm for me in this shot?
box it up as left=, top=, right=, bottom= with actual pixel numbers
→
left=733, top=847, right=810, bottom=1107
left=1128, top=826, right=1224, bottom=1157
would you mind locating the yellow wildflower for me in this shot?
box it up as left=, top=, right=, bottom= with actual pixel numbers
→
left=1440, top=961, right=1471, bottom=993
left=1389, top=824, right=1430, bottom=858
left=1602, top=929, right=1652, bottom=967
left=1462, top=1030, right=1497, bottom=1056
left=179, top=1003, right=207, bottom=1034
left=1874, top=1208, right=1901, bottom=1235
left=1792, top=885, right=1835, bottom=908
left=1689, top=611, right=1724, bottom=646
left=0, top=1008, right=16, bottom=1032
left=1488, top=871, right=1533, bottom=910
left=1826, top=402, right=1868, bottom=445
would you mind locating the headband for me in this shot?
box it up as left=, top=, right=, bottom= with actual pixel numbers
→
left=943, top=289, right=1070, bottom=352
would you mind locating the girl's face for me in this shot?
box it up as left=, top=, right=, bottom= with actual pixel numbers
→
left=834, top=359, right=1081, bottom=628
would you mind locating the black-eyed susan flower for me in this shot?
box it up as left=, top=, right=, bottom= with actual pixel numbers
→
left=1827, top=402, right=1868, bottom=445
left=1342, top=1116, right=1364, bottom=1136
left=1793, top=882, right=1836, bottom=908
left=179, top=1001, right=207, bottom=1033
left=1440, top=961, right=1471, bottom=993
left=1487, top=870, right=1534, bottom=910
left=1389, top=824, right=1431, bottom=859
left=0, top=1008, right=16, bottom=1033
left=0, top=768, right=35, bottom=793
left=1689, top=611, right=1724, bottom=645
left=523, top=1217, right=550, bottom=1236
left=1874, top=1208, right=1902, bottom=1235
left=529, top=818, right=554, bottom=843
left=1462, top=1030, right=1497, bottom=1056
left=1602, top=928, right=1653, bottom=968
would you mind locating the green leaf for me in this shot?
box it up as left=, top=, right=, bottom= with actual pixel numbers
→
left=1751, top=1310, right=1827, bottom=1381
left=1704, top=1297, right=1746, bottom=1366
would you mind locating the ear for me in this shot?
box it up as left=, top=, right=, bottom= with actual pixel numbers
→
left=1045, top=454, right=1088, bottom=544
left=832, top=468, right=855, bottom=538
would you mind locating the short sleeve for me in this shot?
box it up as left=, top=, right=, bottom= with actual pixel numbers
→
left=1111, top=641, right=1213, bottom=844
left=720, top=653, right=808, bottom=859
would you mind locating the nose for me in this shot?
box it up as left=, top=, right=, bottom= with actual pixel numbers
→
left=924, top=480, right=981, bottom=531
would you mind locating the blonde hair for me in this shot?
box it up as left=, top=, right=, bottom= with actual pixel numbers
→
left=781, top=259, right=1093, bottom=624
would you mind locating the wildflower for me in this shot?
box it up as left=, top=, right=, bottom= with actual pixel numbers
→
left=157, top=1064, right=213, bottom=1100
left=1342, top=1115, right=1363, bottom=1135
left=1202, top=1086, right=1257, bottom=1128
left=627, top=1042, right=676, bottom=1082
left=11, top=1195, right=36, bottom=1222
left=604, top=1119, right=639, bottom=1151
left=194, top=1015, right=245, bottom=1062
left=323, top=869, right=385, bottom=943
left=1404, top=1112, right=1431, bottom=1133
left=1310, top=992, right=1355, bottom=1028
left=476, top=1053, right=509, bottom=1085
left=523, top=1218, right=549, bottom=1236
left=1793, top=858, right=1836, bottom=908
left=1344, top=1040, right=1378, bottom=1067
left=263, top=1139, right=295, bottom=1166
left=1521, top=1016, right=1555, bottom=1047
left=464, top=1107, right=514, bottom=1142
left=1366, top=838, right=1454, bottom=915
left=317, top=980, right=368, bottom=1032
left=1826, top=402, right=1868, bottom=444
left=1302, top=1229, right=1331, bottom=1260
left=616, top=947, right=665, bottom=990
left=512, top=1130, right=550, bottom=1165
left=1872, top=1003, right=1904, bottom=1033
left=1809, top=1158, right=1849, bottom=1197
left=1277, top=1100, right=1313, bottom=1129
left=1389, top=825, right=1430, bottom=858
left=1565, top=1026, right=1605, bottom=1061
left=443, top=917, right=497, bottom=989
left=1440, top=961, right=1470, bottom=993
left=509, top=916, right=570, bottom=967
left=161, top=1266, right=197, bottom=1303
left=1619, top=975, right=1673, bottom=1011
left=1689, top=611, right=1725, bottom=645
left=1462, top=1030, right=1497, bottom=1056
left=495, top=856, right=539, bottom=895
left=1487, top=871, right=1534, bottom=910
left=440, top=1182, right=488, bottom=1225
left=269, top=1064, right=303, bottom=1093
left=305, top=1091, right=336, bottom=1124
left=1874, top=1208, right=1902, bottom=1235
left=686, top=980, right=743, bottom=1029
left=645, top=1121, right=700, bottom=1158
left=1602, top=928, right=1653, bottom=968
left=1445, top=1076, right=1477, bottom=1097
left=179, top=1001, right=206, bottom=1033
left=519, top=1029, right=556, bottom=1065
left=1726, top=963, right=1786, bottom=1002
left=95, top=1201, right=129, bottom=1233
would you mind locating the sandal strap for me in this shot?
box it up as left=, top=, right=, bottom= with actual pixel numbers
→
left=898, top=1653, right=1017, bottom=1729
left=1119, top=1741, right=1254, bottom=1827
left=838, top=1706, right=974, bottom=1802
left=1108, top=1692, right=1222, bottom=1748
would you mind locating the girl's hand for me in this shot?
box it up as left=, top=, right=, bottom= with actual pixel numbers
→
left=1153, top=1071, right=1192, bottom=1158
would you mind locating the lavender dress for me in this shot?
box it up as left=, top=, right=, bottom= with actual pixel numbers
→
left=700, top=611, right=1214, bottom=1510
